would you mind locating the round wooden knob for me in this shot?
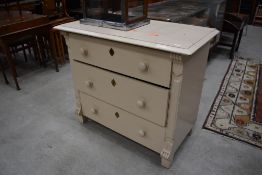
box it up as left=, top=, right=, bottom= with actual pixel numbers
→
left=85, top=80, right=93, bottom=88
left=138, top=130, right=146, bottom=137
left=80, top=48, right=88, bottom=57
left=138, top=62, right=148, bottom=72
left=137, top=100, right=146, bottom=108
left=90, top=108, right=97, bottom=114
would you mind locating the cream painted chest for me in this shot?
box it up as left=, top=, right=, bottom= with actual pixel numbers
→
left=55, top=20, right=219, bottom=168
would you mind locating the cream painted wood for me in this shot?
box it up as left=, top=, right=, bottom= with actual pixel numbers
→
left=160, top=44, right=210, bottom=167
left=69, top=33, right=172, bottom=87
left=55, top=20, right=219, bottom=55
left=56, top=20, right=219, bottom=169
left=80, top=92, right=166, bottom=153
left=71, top=61, right=169, bottom=126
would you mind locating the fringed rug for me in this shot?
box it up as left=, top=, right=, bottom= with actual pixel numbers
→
left=204, top=57, right=262, bottom=148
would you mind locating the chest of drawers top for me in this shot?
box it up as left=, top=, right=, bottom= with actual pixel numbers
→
left=54, top=20, right=219, bottom=56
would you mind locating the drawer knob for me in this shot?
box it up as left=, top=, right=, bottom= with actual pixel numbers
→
left=80, top=48, right=88, bottom=57
left=137, top=100, right=146, bottom=108
left=90, top=108, right=97, bottom=114
left=139, top=130, right=146, bottom=137
left=85, top=81, right=93, bottom=88
left=138, top=62, right=148, bottom=72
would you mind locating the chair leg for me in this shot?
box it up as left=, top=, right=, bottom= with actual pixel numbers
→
left=0, top=62, right=9, bottom=84
left=32, top=36, right=41, bottom=65
left=62, top=37, right=69, bottom=61
left=48, top=30, right=59, bottom=72
left=38, top=36, right=47, bottom=67
left=3, top=44, right=20, bottom=90
left=58, top=32, right=66, bottom=64
left=236, top=29, right=244, bottom=51
left=230, top=33, right=239, bottom=59
left=11, top=47, right=16, bottom=58
left=22, top=44, right=28, bottom=62
left=27, top=42, right=32, bottom=56
left=50, top=30, right=60, bottom=64
left=28, top=47, right=32, bottom=56
left=44, top=36, right=51, bottom=60
left=9, top=47, right=18, bottom=77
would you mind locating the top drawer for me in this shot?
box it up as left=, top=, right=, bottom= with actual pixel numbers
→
left=68, top=34, right=172, bottom=88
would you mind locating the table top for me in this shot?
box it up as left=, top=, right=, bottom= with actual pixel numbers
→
left=0, top=10, right=49, bottom=36
left=55, top=20, right=219, bottom=55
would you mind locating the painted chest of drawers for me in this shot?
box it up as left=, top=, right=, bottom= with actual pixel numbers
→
left=55, top=20, right=219, bottom=168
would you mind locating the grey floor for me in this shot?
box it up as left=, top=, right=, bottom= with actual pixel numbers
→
left=0, top=26, right=262, bottom=175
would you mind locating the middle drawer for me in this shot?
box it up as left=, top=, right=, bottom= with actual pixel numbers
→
left=71, top=61, right=169, bottom=126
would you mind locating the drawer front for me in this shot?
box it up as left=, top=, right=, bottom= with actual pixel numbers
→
left=71, top=61, right=169, bottom=126
left=80, top=92, right=165, bottom=153
left=69, top=34, right=172, bottom=88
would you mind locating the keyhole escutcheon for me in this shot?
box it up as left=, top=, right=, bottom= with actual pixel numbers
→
left=109, top=48, right=114, bottom=56
left=115, top=112, right=120, bottom=118
left=111, top=79, right=116, bottom=87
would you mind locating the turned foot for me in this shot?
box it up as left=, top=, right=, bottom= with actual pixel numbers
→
left=188, top=129, right=193, bottom=136
left=77, top=114, right=87, bottom=124
left=75, top=107, right=87, bottom=124
left=160, top=141, right=174, bottom=168
left=161, top=157, right=173, bottom=168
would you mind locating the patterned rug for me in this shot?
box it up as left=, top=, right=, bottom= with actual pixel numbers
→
left=204, top=57, right=262, bottom=148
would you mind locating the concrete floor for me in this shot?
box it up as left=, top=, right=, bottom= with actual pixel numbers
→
left=0, top=26, right=262, bottom=175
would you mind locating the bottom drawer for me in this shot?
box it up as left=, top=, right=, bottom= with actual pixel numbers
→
left=80, top=92, right=165, bottom=153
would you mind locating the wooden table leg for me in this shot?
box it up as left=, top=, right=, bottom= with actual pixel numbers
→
left=48, top=30, right=59, bottom=72
left=2, top=43, right=21, bottom=90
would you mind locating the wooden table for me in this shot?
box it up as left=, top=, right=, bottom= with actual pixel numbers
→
left=0, top=10, right=58, bottom=90
left=1, top=0, right=40, bottom=12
